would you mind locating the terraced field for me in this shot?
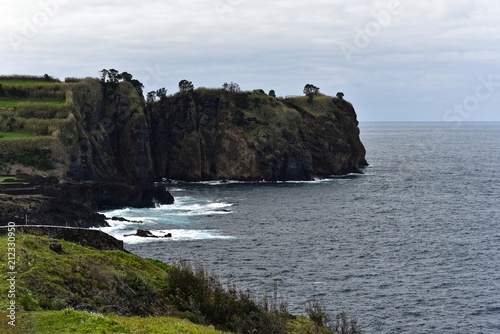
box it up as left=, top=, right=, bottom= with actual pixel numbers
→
left=0, top=98, right=65, bottom=108
left=0, top=75, right=74, bottom=173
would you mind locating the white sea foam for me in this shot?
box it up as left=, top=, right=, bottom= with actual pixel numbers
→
left=98, top=195, right=235, bottom=243
left=103, top=228, right=235, bottom=244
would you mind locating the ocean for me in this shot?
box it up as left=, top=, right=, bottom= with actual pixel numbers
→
left=100, top=122, right=500, bottom=333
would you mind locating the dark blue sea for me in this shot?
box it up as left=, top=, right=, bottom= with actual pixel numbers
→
left=101, top=122, right=500, bottom=333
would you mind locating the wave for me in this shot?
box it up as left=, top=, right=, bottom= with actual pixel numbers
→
left=165, top=202, right=233, bottom=216
left=101, top=198, right=233, bottom=219
left=100, top=227, right=235, bottom=244
left=98, top=195, right=236, bottom=244
left=161, top=176, right=364, bottom=186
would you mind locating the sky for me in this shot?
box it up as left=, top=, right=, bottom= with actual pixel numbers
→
left=1, top=0, right=500, bottom=122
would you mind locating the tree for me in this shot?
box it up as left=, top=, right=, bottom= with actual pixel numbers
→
left=108, top=69, right=120, bottom=84
left=336, top=92, right=344, bottom=99
left=222, top=81, right=241, bottom=93
left=303, top=84, right=319, bottom=103
left=156, top=87, right=167, bottom=100
left=146, top=91, right=157, bottom=104
left=121, top=72, right=133, bottom=82
left=178, top=79, right=194, bottom=93
left=131, top=79, right=144, bottom=95
left=99, top=69, right=108, bottom=82
left=269, top=89, right=276, bottom=98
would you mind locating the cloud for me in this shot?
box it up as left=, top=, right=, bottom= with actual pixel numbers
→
left=1, top=0, right=500, bottom=121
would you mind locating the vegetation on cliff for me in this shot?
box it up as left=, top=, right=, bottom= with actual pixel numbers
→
left=0, top=73, right=367, bottom=183
left=0, top=234, right=359, bottom=333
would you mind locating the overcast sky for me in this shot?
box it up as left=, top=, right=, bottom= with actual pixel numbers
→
left=2, top=0, right=500, bottom=122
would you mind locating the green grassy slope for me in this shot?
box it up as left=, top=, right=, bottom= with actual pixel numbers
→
left=0, top=234, right=337, bottom=334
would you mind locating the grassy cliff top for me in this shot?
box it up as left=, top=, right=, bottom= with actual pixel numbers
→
left=0, top=234, right=340, bottom=334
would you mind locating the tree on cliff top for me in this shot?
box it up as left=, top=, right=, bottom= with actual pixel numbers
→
left=303, top=84, right=320, bottom=103
left=222, top=81, right=241, bottom=93
left=156, top=87, right=167, bottom=101
left=178, top=80, right=194, bottom=93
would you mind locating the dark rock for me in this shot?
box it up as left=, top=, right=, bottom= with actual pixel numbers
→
left=111, top=216, right=129, bottom=222
left=110, top=216, right=143, bottom=223
left=125, top=229, right=156, bottom=238
left=0, top=226, right=123, bottom=250
left=49, top=238, right=62, bottom=253
left=0, top=181, right=174, bottom=228
left=150, top=90, right=368, bottom=181
left=124, top=229, right=172, bottom=238
left=67, top=80, right=154, bottom=185
left=136, top=229, right=155, bottom=237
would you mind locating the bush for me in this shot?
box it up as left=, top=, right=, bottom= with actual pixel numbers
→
left=306, top=300, right=331, bottom=328
left=0, top=136, right=54, bottom=170
left=64, top=77, right=84, bottom=83
left=166, top=261, right=290, bottom=333
left=0, top=74, right=59, bottom=82
left=0, top=147, right=54, bottom=170
left=332, top=312, right=360, bottom=334
left=16, top=102, right=70, bottom=119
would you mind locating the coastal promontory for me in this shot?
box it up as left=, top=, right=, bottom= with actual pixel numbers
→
left=0, top=74, right=367, bottom=226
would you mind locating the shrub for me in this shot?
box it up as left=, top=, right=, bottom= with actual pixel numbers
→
left=332, top=312, right=361, bottom=334
left=65, top=77, right=85, bottom=83
left=306, top=300, right=331, bottom=328
left=0, top=74, right=60, bottom=82
left=166, top=261, right=290, bottom=333
left=16, top=102, right=70, bottom=119
left=0, top=136, right=54, bottom=170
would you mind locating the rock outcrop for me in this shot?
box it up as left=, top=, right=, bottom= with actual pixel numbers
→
left=0, top=226, right=124, bottom=250
left=150, top=90, right=367, bottom=181
left=1, top=78, right=368, bottom=227
left=0, top=177, right=174, bottom=228
left=51, top=79, right=367, bottom=183
left=65, top=79, right=154, bottom=184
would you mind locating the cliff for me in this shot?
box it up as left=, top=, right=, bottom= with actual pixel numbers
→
left=150, top=89, right=367, bottom=181
left=65, top=79, right=154, bottom=184
left=1, top=75, right=367, bottom=227
left=1, top=76, right=367, bottom=183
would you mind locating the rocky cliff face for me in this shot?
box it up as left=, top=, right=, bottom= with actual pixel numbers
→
left=66, top=79, right=153, bottom=184
left=58, top=80, right=366, bottom=183
left=150, top=90, right=367, bottom=181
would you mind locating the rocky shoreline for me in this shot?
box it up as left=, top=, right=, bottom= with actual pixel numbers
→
left=0, top=174, right=174, bottom=228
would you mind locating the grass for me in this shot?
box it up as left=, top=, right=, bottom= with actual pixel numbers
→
left=4, top=309, right=232, bottom=334
left=282, top=95, right=339, bottom=118
left=0, top=234, right=350, bottom=334
left=0, top=234, right=171, bottom=314
left=0, top=99, right=65, bottom=108
left=0, top=80, right=61, bottom=86
left=0, top=132, right=36, bottom=138
left=0, top=75, right=61, bottom=86
left=0, top=175, right=26, bottom=185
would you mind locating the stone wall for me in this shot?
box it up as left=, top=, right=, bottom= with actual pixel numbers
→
left=0, top=225, right=123, bottom=251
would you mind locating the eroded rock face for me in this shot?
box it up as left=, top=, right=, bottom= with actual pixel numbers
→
left=67, top=79, right=154, bottom=185
left=61, top=79, right=367, bottom=183
left=151, top=92, right=367, bottom=181
left=0, top=180, right=174, bottom=228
